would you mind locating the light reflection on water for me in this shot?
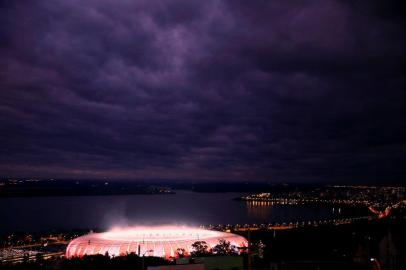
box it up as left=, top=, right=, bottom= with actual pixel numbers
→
left=0, top=190, right=367, bottom=233
left=246, top=201, right=273, bottom=220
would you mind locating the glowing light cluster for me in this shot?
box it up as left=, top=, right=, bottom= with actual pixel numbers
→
left=66, top=226, right=248, bottom=259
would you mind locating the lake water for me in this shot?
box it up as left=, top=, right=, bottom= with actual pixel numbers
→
left=0, top=190, right=367, bottom=234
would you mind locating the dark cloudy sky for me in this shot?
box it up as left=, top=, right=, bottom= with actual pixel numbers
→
left=1, top=0, right=405, bottom=183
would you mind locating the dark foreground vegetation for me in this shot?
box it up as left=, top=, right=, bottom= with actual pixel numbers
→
left=1, top=215, right=404, bottom=270
left=243, top=216, right=405, bottom=269
left=0, top=253, right=169, bottom=270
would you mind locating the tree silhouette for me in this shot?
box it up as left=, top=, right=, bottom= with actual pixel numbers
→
left=213, top=239, right=235, bottom=255
left=176, top=248, right=186, bottom=258
left=191, top=241, right=209, bottom=256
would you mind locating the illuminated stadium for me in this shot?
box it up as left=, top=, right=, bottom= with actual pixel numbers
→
left=66, top=226, right=248, bottom=259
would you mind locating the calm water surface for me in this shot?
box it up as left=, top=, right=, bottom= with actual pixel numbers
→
left=0, top=190, right=366, bottom=233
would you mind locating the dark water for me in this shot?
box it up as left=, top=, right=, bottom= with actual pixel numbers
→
left=0, top=190, right=367, bottom=234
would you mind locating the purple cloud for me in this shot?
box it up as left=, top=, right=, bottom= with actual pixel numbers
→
left=0, top=0, right=405, bottom=182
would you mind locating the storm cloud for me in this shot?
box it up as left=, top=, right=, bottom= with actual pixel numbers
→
left=1, top=0, right=405, bottom=182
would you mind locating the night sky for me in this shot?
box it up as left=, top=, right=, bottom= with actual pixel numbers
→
left=0, top=1, right=405, bottom=183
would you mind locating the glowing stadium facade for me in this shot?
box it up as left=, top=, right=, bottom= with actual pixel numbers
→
left=66, top=226, right=248, bottom=259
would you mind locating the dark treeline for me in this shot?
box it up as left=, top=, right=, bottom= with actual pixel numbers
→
left=241, top=217, right=405, bottom=269
left=1, top=217, right=404, bottom=270
left=0, top=180, right=173, bottom=197
left=0, top=253, right=168, bottom=270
